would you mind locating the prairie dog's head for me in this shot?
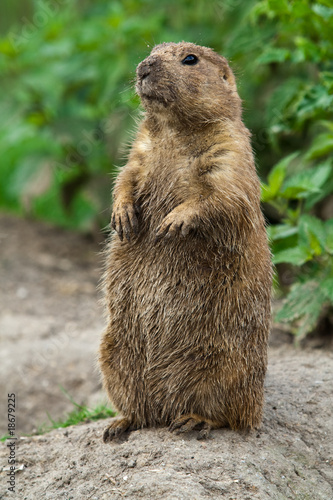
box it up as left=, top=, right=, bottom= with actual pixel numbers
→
left=136, top=42, right=242, bottom=125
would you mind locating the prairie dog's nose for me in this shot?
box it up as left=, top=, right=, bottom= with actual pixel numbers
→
left=137, top=55, right=158, bottom=80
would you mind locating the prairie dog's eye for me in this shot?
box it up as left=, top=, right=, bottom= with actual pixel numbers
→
left=182, top=54, right=199, bottom=65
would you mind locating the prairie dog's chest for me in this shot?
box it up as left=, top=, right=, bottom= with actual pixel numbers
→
left=136, top=135, right=193, bottom=193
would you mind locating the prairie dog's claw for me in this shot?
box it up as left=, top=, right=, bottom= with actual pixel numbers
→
left=111, top=202, right=139, bottom=241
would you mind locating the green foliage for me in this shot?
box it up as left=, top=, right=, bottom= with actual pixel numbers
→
left=1, top=388, right=115, bottom=440
left=35, top=386, right=116, bottom=433
left=40, top=402, right=115, bottom=434
left=275, top=281, right=328, bottom=340
left=0, top=1, right=138, bottom=229
left=0, top=0, right=255, bottom=230
left=255, top=0, right=333, bottom=340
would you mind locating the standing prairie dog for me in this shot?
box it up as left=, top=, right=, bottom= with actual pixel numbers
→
left=99, top=42, right=272, bottom=441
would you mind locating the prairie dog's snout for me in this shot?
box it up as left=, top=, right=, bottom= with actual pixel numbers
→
left=136, top=53, right=174, bottom=106
left=137, top=55, right=158, bottom=81
left=136, top=55, right=163, bottom=100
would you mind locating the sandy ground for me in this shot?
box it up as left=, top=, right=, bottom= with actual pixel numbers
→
left=0, top=213, right=332, bottom=499
left=0, top=214, right=105, bottom=437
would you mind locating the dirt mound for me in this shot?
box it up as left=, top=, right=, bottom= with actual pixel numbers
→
left=1, top=347, right=333, bottom=499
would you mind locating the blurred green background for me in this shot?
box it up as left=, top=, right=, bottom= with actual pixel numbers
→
left=0, top=0, right=333, bottom=339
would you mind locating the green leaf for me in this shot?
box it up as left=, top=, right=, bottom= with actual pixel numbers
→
left=298, top=215, right=326, bottom=256
left=295, top=85, right=333, bottom=125
left=321, top=73, right=333, bottom=93
left=325, top=220, right=333, bottom=254
left=292, top=2, right=311, bottom=19
left=269, top=224, right=298, bottom=241
left=261, top=183, right=271, bottom=202
left=305, top=133, right=333, bottom=160
left=312, top=4, right=333, bottom=19
left=304, top=161, right=333, bottom=209
left=273, top=246, right=312, bottom=266
left=276, top=281, right=326, bottom=339
left=318, top=120, right=333, bottom=133
left=294, top=37, right=321, bottom=63
left=265, top=78, right=304, bottom=127
left=267, top=0, right=291, bottom=15
left=280, top=163, right=332, bottom=199
left=320, top=278, right=333, bottom=303
left=256, top=47, right=290, bottom=65
left=263, top=152, right=299, bottom=201
left=306, top=162, right=332, bottom=189
left=281, top=185, right=321, bottom=199
left=268, top=154, right=293, bottom=191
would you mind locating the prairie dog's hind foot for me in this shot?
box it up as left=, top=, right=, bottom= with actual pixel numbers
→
left=169, top=414, right=221, bottom=440
left=103, top=417, right=135, bottom=443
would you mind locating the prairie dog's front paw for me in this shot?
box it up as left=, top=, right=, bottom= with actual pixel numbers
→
left=156, top=208, right=197, bottom=239
left=111, top=199, right=139, bottom=241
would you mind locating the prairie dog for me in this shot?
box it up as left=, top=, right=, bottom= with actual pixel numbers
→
left=99, top=42, right=272, bottom=441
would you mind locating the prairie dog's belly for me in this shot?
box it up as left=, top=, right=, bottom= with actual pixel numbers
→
left=108, top=231, right=241, bottom=309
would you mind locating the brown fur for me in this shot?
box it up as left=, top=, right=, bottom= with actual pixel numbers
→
left=99, top=42, right=272, bottom=442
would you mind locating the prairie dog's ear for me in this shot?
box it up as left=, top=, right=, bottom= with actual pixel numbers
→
left=218, top=67, right=229, bottom=82
left=219, top=67, right=234, bottom=84
left=210, top=53, right=234, bottom=83
left=218, top=63, right=236, bottom=87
